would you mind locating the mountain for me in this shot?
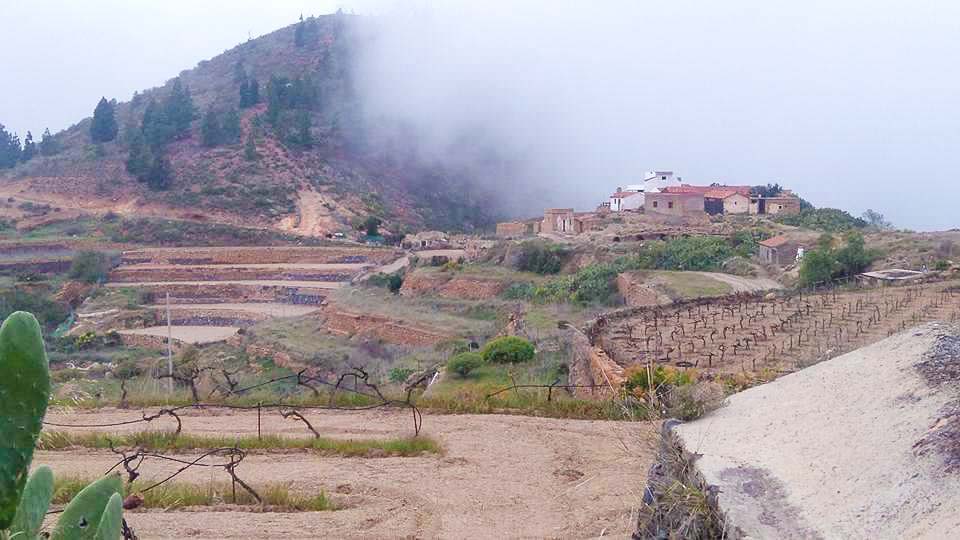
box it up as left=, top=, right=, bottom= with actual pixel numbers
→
left=0, top=14, right=500, bottom=236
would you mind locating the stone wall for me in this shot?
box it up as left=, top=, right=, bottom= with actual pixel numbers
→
left=110, top=266, right=355, bottom=283
left=121, top=246, right=401, bottom=266
left=323, top=308, right=450, bottom=346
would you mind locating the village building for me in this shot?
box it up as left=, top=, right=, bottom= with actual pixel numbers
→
left=757, top=235, right=804, bottom=266
left=645, top=191, right=706, bottom=217
left=542, top=208, right=577, bottom=234
left=750, top=194, right=801, bottom=215
left=403, top=230, right=449, bottom=250
left=703, top=188, right=751, bottom=215
left=495, top=218, right=542, bottom=238
left=609, top=189, right=644, bottom=212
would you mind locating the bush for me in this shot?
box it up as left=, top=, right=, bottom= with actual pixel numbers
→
left=799, top=231, right=880, bottom=286
left=623, top=365, right=695, bottom=396
left=515, top=241, right=569, bottom=275
left=776, top=208, right=867, bottom=232
left=501, top=282, right=536, bottom=300
left=447, top=351, right=484, bottom=377
left=481, top=336, right=535, bottom=364
left=69, top=251, right=113, bottom=283
left=935, top=260, right=951, bottom=271
left=388, top=367, right=416, bottom=384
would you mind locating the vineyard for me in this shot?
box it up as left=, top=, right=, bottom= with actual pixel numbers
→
left=598, top=279, right=960, bottom=377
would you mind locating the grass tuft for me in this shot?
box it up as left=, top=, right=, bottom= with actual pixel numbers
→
left=38, top=430, right=440, bottom=457
left=52, top=476, right=333, bottom=511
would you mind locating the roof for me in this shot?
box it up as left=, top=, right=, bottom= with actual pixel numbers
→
left=703, top=189, right=748, bottom=200
left=648, top=190, right=703, bottom=198
left=610, top=191, right=642, bottom=199
left=664, top=184, right=752, bottom=196
left=758, top=235, right=791, bottom=248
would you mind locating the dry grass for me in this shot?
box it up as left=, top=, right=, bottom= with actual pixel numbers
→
left=52, top=476, right=333, bottom=511
left=38, top=430, right=441, bottom=457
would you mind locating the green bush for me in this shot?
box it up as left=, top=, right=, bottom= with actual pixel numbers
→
left=447, top=351, right=484, bottom=377
left=501, top=282, right=536, bottom=300
left=481, top=336, right=535, bottom=364
left=515, top=241, right=569, bottom=275
left=776, top=208, right=867, bottom=232
left=935, top=260, right=950, bottom=271
left=388, top=367, right=415, bottom=384
left=799, top=231, right=880, bottom=286
left=68, top=251, right=113, bottom=283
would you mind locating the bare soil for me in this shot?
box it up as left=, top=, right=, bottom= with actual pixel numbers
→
left=39, top=409, right=656, bottom=539
left=117, top=325, right=240, bottom=344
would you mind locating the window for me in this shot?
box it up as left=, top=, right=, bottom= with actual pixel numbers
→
left=653, top=201, right=659, bottom=208
left=662, top=176, right=666, bottom=180
left=668, top=201, right=674, bottom=209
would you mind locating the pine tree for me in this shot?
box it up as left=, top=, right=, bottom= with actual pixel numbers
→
left=142, top=99, right=174, bottom=148
left=244, top=133, right=259, bottom=161
left=248, top=77, right=260, bottom=106
left=90, top=97, right=119, bottom=143
left=164, top=78, right=196, bottom=137
left=294, top=110, right=313, bottom=148
left=146, top=156, right=172, bottom=190
left=295, top=15, right=305, bottom=47
left=39, top=128, right=59, bottom=156
left=222, top=108, right=242, bottom=144
left=20, top=131, right=36, bottom=162
left=0, top=124, right=21, bottom=168
left=200, top=108, right=223, bottom=147
left=125, top=129, right=153, bottom=180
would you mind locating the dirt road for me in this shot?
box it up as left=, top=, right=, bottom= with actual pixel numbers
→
left=117, top=326, right=239, bottom=344
left=39, top=409, right=656, bottom=539
left=690, top=272, right=781, bottom=292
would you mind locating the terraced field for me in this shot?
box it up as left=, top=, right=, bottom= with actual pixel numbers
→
left=102, top=246, right=402, bottom=346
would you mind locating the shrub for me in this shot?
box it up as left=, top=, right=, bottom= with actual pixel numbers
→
left=68, top=251, right=113, bottom=283
left=480, top=336, right=535, bottom=364
left=388, top=367, right=415, bottom=384
left=776, top=207, right=867, bottom=232
left=501, top=282, right=535, bottom=300
left=935, top=260, right=951, bottom=271
left=515, top=241, right=569, bottom=275
left=623, top=365, right=695, bottom=396
left=447, top=351, right=484, bottom=377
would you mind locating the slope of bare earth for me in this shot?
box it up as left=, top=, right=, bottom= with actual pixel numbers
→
left=674, top=322, right=960, bottom=539
left=39, top=409, right=656, bottom=539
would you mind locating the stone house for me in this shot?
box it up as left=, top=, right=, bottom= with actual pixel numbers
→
left=403, top=231, right=449, bottom=250
left=609, top=190, right=643, bottom=212
left=704, top=189, right=751, bottom=215
left=645, top=191, right=706, bottom=217
left=542, top=208, right=577, bottom=233
left=750, top=195, right=801, bottom=215
left=758, top=235, right=803, bottom=266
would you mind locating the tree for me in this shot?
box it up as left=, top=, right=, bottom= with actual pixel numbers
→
left=221, top=108, right=242, bottom=144
left=69, top=251, right=112, bottom=283
left=293, top=110, right=313, bottom=147
left=243, top=133, right=259, bottom=161
left=39, top=128, right=59, bottom=156
left=294, top=16, right=306, bottom=47
left=0, top=124, right=21, bottom=169
left=363, top=216, right=381, bottom=237
left=751, top=183, right=783, bottom=198
left=200, top=108, right=223, bottom=147
left=480, top=336, right=536, bottom=364
left=20, top=131, right=36, bottom=162
left=145, top=156, right=173, bottom=190
left=90, top=97, right=118, bottom=143
left=862, top=209, right=893, bottom=230
left=239, top=76, right=260, bottom=108
left=447, top=352, right=484, bottom=378
left=164, top=78, right=196, bottom=137
left=799, top=247, right=836, bottom=287
left=142, top=99, right=174, bottom=148
left=834, top=231, right=875, bottom=276
left=125, top=129, right=153, bottom=179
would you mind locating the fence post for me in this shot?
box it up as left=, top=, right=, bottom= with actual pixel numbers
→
left=257, top=401, right=262, bottom=441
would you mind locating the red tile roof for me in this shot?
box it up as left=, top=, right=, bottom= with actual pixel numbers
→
left=703, top=189, right=747, bottom=199
left=664, top=184, right=752, bottom=196
left=759, top=235, right=791, bottom=248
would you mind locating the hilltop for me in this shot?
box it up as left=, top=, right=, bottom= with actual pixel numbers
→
left=0, top=14, right=498, bottom=236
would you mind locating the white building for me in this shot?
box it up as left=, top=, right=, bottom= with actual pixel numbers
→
left=608, top=170, right=682, bottom=211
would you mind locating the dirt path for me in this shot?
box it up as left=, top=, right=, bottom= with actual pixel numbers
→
left=121, top=263, right=371, bottom=271
left=39, top=410, right=656, bottom=539
left=106, top=280, right=346, bottom=289
left=690, top=272, right=781, bottom=292
left=117, top=326, right=239, bottom=344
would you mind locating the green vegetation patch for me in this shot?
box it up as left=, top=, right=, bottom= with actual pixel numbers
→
left=39, top=430, right=440, bottom=457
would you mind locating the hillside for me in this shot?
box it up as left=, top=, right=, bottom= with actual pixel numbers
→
left=0, top=14, right=499, bottom=236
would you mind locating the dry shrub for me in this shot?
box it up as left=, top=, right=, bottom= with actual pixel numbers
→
left=663, top=381, right=725, bottom=421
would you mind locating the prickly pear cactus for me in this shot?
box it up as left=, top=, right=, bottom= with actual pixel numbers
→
left=51, top=472, right=123, bottom=540
left=92, top=493, right=123, bottom=540
left=0, top=312, right=51, bottom=530
left=9, top=466, right=54, bottom=539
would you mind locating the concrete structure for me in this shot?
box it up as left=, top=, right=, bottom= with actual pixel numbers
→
left=542, top=208, right=577, bottom=234
left=859, top=268, right=926, bottom=284
left=609, top=189, right=644, bottom=212
left=402, top=230, right=449, bottom=250
left=644, top=191, right=705, bottom=217
left=667, top=324, right=960, bottom=539
left=757, top=235, right=803, bottom=266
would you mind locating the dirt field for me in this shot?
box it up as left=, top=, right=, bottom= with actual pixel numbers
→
left=39, top=409, right=656, bottom=539
left=118, top=325, right=240, bottom=344
left=155, top=303, right=321, bottom=317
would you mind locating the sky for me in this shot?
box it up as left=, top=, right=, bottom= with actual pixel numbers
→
left=2, top=1, right=958, bottom=231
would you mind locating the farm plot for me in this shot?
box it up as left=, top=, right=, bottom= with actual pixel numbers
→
left=38, top=408, right=655, bottom=539
left=102, top=246, right=403, bottom=347
left=599, top=280, right=960, bottom=376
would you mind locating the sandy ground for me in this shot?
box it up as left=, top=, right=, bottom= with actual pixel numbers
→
left=106, top=280, right=346, bottom=289
left=39, top=409, right=656, bottom=539
left=149, top=303, right=320, bottom=317
left=676, top=322, right=960, bottom=539
left=690, top=271, right=781, bottom=292
left=120, top=263, right=371, bottom=271
left=118, top=326, right=239, bottom=344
